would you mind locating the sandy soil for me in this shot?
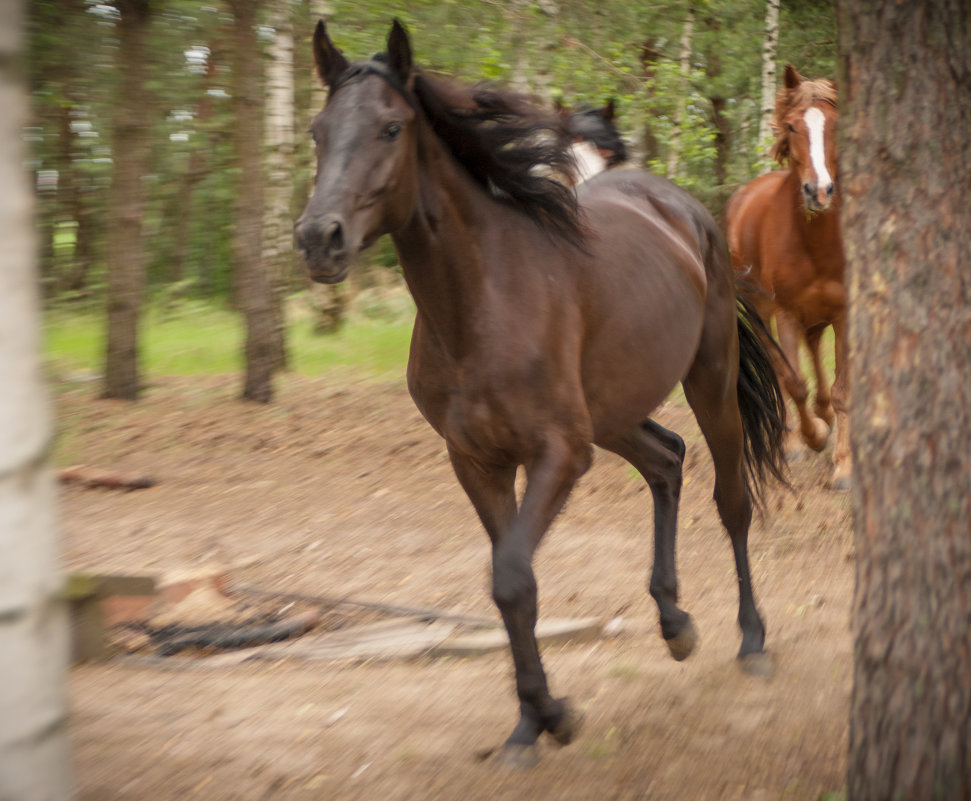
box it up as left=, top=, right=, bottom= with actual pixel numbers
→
left=57, top=371, right=853, bottom=800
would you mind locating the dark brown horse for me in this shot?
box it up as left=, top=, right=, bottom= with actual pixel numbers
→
left=557, top=98, right=628, bottom=183
left=295, top=20, right=787, bottom=766
left=725, top=65, right=849, bottom=490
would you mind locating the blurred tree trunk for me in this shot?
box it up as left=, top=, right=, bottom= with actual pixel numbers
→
left=0, top=0, right=73, bottom=795
left=171, top=51, right=218, bottom=286
left=103, top=0, right=151, bottom=400
left=262, top=0, right=295, bottom=369
left=666, top=5, right=694, bottom=179
left=838, top=1, right=971, bottom=798
left=756, top=0, right=780, bottom=168
left=228, top=0, right=276, bottom=402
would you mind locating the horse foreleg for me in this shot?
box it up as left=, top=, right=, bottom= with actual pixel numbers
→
left=805, top=325, right=835, bottom=427
left=604, top=420, right=697, bottom=660
left=829, top=315, right=851, bottom=491
left=776, top=309, right=830, bottom=452
left=448, top=438, right=589, bottom=766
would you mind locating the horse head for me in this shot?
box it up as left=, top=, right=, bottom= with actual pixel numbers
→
left=771, top=65, right=838, bottom=213
left=294, top=20, right=419, bottom=283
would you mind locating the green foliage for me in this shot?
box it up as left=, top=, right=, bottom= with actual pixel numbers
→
left=44, top=297, right=414, bottom=380
left=29, top=0, right=837, bottom=376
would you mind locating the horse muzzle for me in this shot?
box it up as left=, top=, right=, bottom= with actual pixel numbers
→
left=294, top=215, right=354, bottom=283
left=802, top=180, right=835, bottom=213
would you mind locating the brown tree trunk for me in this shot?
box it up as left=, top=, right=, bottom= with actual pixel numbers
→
left=228, top=0, right=275, bottom=403
left=838, top=1, right=971, bottom=798
left=103, top=0, right=151, bottom=400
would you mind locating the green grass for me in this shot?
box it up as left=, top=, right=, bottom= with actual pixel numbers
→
left=44, top=296, right=414, bottom=381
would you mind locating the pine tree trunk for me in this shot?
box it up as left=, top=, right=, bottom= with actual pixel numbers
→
left=103, top=0, right=151, bottom=400
left=228, top=0, right=275, bottom=403
left=262, top=0, right=295, bottom=370
left=0, top=2, right=73, bottom=795
left=756, top=0, right=780, bottom=169
left=839, top=1, right=971, bottom=798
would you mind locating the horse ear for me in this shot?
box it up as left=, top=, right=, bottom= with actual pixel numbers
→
left=313, top=19, right=348, bottom=89
left=783, top=64, right=802, bottom=90
left=386, top=19, right=413, bottom=85
left=602, top=98, right=616, bottom=122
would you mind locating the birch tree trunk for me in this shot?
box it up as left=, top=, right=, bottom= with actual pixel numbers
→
left=262, top=0, right=294, bottom=369
left=756, top=0, right=780, bottom=170
left=0, top=1, right=73, bottom=796
left=103, top=0, right=151, bottom=400
left=838, top=0, right=971, bottom=797
left=666, top=6, right=694, bottom=180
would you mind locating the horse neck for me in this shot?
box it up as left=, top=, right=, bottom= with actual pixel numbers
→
left=391, top=133, right=497, bottom=358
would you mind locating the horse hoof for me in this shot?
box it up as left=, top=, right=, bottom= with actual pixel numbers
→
left=495, top=743, right=539, bottom=770
left=738, top=650, right=773, bottom=678
left=547, top=700, right=583, bottom=746
left=829, top=472, right=851, bottom=492
left=664, top=616, right=699, bottom=661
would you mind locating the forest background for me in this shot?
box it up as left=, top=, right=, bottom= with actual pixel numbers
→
left=28, top=0, right=836, bottom=401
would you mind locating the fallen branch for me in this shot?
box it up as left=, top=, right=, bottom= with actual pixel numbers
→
left=58, top=464, right=156, bottom=491
left=230, top=584, right=498, bottom=628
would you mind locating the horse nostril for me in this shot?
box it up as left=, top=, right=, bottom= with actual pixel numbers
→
left=825, top=183, right=835, bottom=197
left=802, top=182, right=814, bottom=197
left=323, top=220, right=344, bottom=254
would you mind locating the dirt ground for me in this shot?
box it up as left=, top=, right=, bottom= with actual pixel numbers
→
left=57, top=370, right=854, bottom=801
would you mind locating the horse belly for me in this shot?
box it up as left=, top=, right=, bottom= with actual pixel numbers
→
left=580, top=228, right=706, bottom=434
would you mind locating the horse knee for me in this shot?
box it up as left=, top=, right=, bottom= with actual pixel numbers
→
left=492, top=549, right=537, bottom=608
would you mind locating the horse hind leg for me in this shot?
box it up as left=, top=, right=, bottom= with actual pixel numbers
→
left=681, top=326, right=773, bottom=675
left=604, top=420, right=698, bottom=661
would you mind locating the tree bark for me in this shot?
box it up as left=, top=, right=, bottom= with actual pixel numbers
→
left=103, top=0, right=151, bottom=400
left=838, top=1, right=971, bottom=798
left=756, top=0, right=780, bottom=170
left=0, top=1, right=73, bottom=795
left=228, top=0, right=275, bottom=403
left=262, top=0, right=295, bottom=370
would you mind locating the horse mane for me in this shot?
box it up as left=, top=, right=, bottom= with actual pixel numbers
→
left=409, top=70, right=585, bottom=246
left=770, top=77, right=837, bottom=166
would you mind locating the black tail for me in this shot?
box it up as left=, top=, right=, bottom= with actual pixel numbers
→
left=735, top=292, right=789, bottom=507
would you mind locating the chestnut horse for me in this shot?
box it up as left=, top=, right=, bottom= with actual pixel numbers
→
left=725, top=65, right=849, bottom=490
left=296, top=20, right=787, bottom=766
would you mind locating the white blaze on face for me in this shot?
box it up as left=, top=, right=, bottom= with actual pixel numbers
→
left=570, top=140, right=607, bottom=184
left=804, top=107, right=833, bottom=190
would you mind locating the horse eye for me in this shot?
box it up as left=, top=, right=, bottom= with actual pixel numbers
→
left=383, top=122, right=402, bottom=141
left=787, top=123, right=796, bottom=133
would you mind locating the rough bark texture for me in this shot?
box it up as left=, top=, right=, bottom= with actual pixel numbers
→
left=103, top=0, right=151, bottom=400
left=838, top=1, right=971, bottom=798
left=756, top=0, right=780, bottom=169
left=228, top=0, right=275, bottom=403
left=0, top=1, right=73, bottom=796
